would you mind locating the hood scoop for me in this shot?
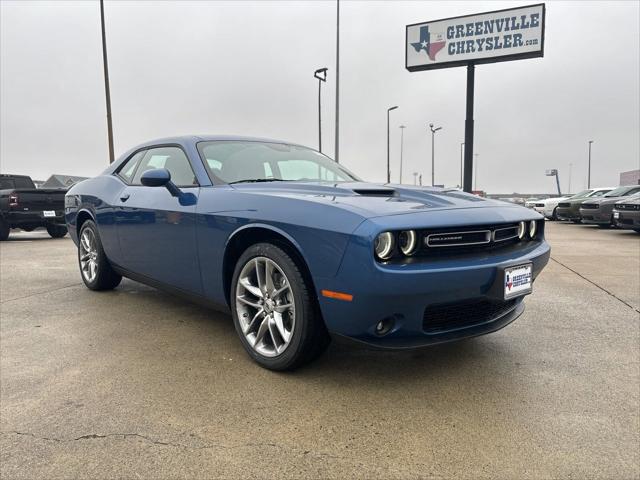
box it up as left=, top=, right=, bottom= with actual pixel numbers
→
left=352, top=187, right=396, bottom=197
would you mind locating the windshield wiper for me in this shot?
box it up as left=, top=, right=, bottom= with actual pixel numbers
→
left=228, top=178, right=290, bottom=185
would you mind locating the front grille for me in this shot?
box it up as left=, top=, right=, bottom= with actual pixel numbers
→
left=580, top=203, right=599, bottom=209
left=582, top=215, right=594, bottom=220
left=534, top=203, right=544, bottom=207
left=558, top=202, right=570, bottom=208
left=615, top=204, right=640, bottom=211
left=423, top=298, right=520, bottom=333
left=426, top=230, right=490, bottom=247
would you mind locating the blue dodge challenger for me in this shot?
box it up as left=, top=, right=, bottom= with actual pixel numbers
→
left=65, top=136, right=550, bottom=370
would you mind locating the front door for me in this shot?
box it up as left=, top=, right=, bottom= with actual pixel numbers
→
left=115, top=146, right=202, bottom=295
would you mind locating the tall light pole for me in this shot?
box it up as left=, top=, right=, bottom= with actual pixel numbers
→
left=587, top=140, right=594, bottom=188
left=429, top=123, right=442, bottom=186
left=386, top=106, right=398, bottom=183
left=99, top=0, right=114, bottom=164
left=334, top=0, right=340, bottom=163
left=399, top=125, right=406, bottom=184
left=460, top=142, right=465, bottom=188
left=474, top=153, right=479, bottom=190
left=314, top=68, right=328, bottom=152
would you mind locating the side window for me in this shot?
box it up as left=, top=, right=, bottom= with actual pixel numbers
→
left=625, top=188, right=640, bottom=196
left=132, top=147, right=197, bottom=187
left=117, top=150, right=145, bottom=183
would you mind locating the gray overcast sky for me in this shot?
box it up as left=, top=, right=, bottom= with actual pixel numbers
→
left=1, top=0, right=638, bottom=193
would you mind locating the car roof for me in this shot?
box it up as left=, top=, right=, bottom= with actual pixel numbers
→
left=133, top=135, right=307, bottom=149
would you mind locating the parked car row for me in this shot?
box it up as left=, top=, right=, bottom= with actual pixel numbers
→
left=530, top=185, right=640, bottom=232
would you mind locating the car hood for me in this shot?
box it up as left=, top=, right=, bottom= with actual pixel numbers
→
left=229, top=181, right=524, bottom=218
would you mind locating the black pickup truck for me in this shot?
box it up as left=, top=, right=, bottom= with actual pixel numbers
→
left=0, top=174, right=68, bottom=240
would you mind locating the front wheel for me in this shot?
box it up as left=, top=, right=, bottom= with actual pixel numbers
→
left=231, top=243, right=329, bottom=371
left=78, top=220, right=122, bottom=290
left=551, top=207, right=558, bottom=221
left=47, top=224, right=68, bottom=238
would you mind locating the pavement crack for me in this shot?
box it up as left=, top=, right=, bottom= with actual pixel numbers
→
left=0, top=283, right=82, bottom=304
left=551, top=257, right=640, bottom=313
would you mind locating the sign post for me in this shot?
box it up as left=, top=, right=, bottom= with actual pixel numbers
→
left=406, top=4, right=545, bottom=192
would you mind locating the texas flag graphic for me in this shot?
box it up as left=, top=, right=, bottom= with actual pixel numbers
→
left=411, top=26, right=446, bottom=61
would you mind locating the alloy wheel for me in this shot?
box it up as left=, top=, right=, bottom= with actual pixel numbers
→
left=79, top=228, right=99, bottom=283
left=235, top=257, right=295, bottom=357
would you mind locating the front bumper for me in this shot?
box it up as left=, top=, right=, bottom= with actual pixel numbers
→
left=613, top=210, right=640, bottom=230
left=579, top=208, right=611, bottom=225
left=316, top=233, right=550, bottom=349
left=556, top=206, right=580, bottom=221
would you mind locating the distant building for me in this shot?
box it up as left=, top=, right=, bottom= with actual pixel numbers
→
left=619, top=169, right=640, bottom=185
left=41, top=174, right=88, bottom=189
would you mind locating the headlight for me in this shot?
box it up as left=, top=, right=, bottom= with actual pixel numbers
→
left=374, top=232, right=395, bottom=260
left=529, top=220, right=537, bottom=239
left=398, top=230, right=418, bottom=256
left=517, top=221, right=526, bottom=240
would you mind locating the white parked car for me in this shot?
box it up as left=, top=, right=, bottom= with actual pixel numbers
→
left=539, top=196, right=571, bottom=220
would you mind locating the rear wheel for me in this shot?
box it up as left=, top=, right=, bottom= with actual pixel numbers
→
left=47, top=224, right=68, bottom=238
left=78, top=220, right=121, bottom=290
left=231, top=242, right=329, bottom=371
left=0, top=219, right=9, bottom=241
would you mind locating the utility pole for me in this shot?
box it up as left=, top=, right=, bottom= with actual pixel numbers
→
left=474, top=153, right=479, bottom=191
left=334, top=0, right=340, bottom=163
left=587, top=140, right=594, bottom=188
left=399, top=125, right=406, bottom=184
left=460, top=142, right=465, bottom=188
left=314, top=68, right=328, bottom=152
left=429, top=123, right=442, bottom=186
left=386, top=106, right=398, bottom=183
left=100, top=0, right=115, bottom=164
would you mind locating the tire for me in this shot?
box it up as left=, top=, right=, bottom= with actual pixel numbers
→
left=47, top=224, right=68, bottom=238
left=572, top=219, right=581, bottom=224
left=77, top=220, right=122, bottom=291
left=230, top=242, right=329, bottom=371
left=551, top=207, right=558, bottom=221
left=0, top=219, right=9, bottom=241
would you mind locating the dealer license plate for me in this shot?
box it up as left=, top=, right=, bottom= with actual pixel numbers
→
left=504, top=263, right=532, bottom=300
left=613, top=212, right=620, bottom=219
left=43, top=210, right=56, bottom=218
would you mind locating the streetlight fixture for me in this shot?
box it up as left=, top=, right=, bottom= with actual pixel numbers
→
left=386, top=106, right=398, bottom=183
left=399, top=125, right=406, bottom=184
left=460, top=142, right=465, bottom=188
left=314, top=67, right=328, bottom=152
left=429, top=123, right=442, bottom=186
left=587, top=140, right=594, bottom=188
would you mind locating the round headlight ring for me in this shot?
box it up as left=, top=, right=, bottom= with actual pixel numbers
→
left=374, top=232, right=395, bottom=260
left=529, top=220, right=537, bottom=239
left=399, top=230, right=418, bottom=256
left=517, top=221, right=526, bottom=240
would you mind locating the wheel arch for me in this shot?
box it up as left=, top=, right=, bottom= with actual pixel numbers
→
left=75, top=209, right=95, bottom=236
left=222, top=224, right=319, bottom=311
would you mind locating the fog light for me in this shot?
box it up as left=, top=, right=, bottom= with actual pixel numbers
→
left=375, top=316, right=395, bottom=336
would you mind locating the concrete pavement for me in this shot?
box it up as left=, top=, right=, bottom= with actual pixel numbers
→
left=1, top=222, right=638, bottom=479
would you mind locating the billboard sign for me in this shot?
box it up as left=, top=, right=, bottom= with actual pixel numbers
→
left=406, top=4, right=545, bottom=71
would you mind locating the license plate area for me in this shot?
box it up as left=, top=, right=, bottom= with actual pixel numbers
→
left=43, top=210, right=56, bottom=218
left=504, top=263, right=532, bottom=300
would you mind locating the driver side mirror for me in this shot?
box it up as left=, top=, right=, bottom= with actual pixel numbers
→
left=140, top=168, right=181, bottom=197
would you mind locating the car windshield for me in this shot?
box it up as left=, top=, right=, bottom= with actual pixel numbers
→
left=605, top=186, right=632, bottom=197
left=197, top=141, right=361, bottom=184
left=570, top=190, right=591, bottom=199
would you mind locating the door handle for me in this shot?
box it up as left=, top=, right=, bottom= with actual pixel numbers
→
left=120, top=193, right=130, bottom=202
